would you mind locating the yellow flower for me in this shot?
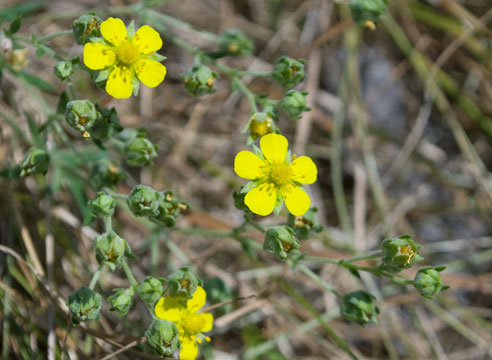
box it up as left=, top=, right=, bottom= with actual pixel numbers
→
left=155, top=286, right=213, bottom=360
left=234, top=133, right=317, bottom=216
left=83, top=17, right=166, bottom=99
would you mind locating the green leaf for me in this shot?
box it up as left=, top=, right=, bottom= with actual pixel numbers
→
left=148, top=53, right=167, bottom=62
left=19, top=70, right=53, bottom=91
left=71, top=56, right=80, bottom=65
left=36, top=47, right=44, bottom=58
left=9, top=16, right=21, bottom=34
left=56, top=91, right=69, bottom=114
left=348, top=268, right=361, bottom=279
left=0, top=0, right=46, bottom=21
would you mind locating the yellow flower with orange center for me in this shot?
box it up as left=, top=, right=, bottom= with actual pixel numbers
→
left=234, top=133, right=317, bottom=216
left=155, top=286, right=213, bottom=360
left=83, top=17, right=166, bottom=99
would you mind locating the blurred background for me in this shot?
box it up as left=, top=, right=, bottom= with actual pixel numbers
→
left=1, top=0, right=492, bottom=359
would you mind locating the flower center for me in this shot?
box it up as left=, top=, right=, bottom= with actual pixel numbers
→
left=183, top=314, right=203, bottom=335
left=268, top=161, right=293, bottom=186
left=117, top=42, right=139, bottom=66
left=400, top=246, right=415, bottom=264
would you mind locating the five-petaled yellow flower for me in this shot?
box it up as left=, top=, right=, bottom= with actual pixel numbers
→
left=234, top=133, right=317, bottom=216
left=155, top=286, right=213, bottom=360
left=83, top=17, right=166, bottom=99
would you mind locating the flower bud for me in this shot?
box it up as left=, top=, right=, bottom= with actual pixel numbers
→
left=20, top=147, right=49, bottom=176
left=108, top=287, right=134, bottom=316
left=349, top=0, right=387, bottom=26
left=217, top=29, right=254, bottom=56
left=72, top=13, right=102, bottom=45
left=127, top=185, right=160, bottom=217
left=413, top=266, right=449, bottom=300
left=90, top=106, right=123, bottom=141
left=124, top=134, right=157, bottom=166
left=88, top=192, right=115, bottom=217
left=54, top=61, right=73, bottom=81
left=8, top=49, right=29, bottom=71
left=273, top=56, right=306, bottom=89
left=247, top=112, right=275, bottom=141
left=263, top=226, right=300, bottom=259
left=340, top=290, right=379, bottom=325
left=181, top=65, right=217, bottom=96
left=91, top=161, right=125, bottom=189
left=280, top=90, right=310, bottom=118
left=151, top=191, right=188, bottom=228
left=288, top=207, right=323, bottom=241
left=137, top=276, right=164, bottom=307
left=167, top=267, right=202, bottom=300
left=67, top=286, right=102, bottom=325
left=65, top=99, right=101, bottom=138
left=94, top=231, right=127, bottom=271
left=381, top=234, right=423, bottom=273
left=145, top=319, right=179, bottom=357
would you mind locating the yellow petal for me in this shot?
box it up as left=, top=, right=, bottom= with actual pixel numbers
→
left=101, top=17, right=127, bottom=46
left=260, top=133, right=288, bottom=162
left=179, top=337, right=198, bottom=360
left=135, top=59, right=166, bottom=88
left=290, top=156, right=317, bottom=184
left=83, top=43, right=115, bottom=70
left=234, top=151, right=264, bottom=179
left=200, top=313, right=214, bottom=332
left=132, top=25, right=163, bottom=55
left=244, top=184, right=277, bottom=216
left=282, top=185, right=310, bottom=216
left=155, top=296, right=185, bottom=322
left=187, top=286, right=206, bottom=313
left=106, top=66, right=133, bottom=99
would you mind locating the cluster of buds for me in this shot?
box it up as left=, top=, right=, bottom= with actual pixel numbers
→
left=217, top=29, right=254, bottom=56
left=94, top=231, right=129, bottom=271
left=108, top=287, right=134, bottom=316
left=145, top=319, right=180, bottom=357
left=137, top=276, right=165, bottom=307
left=273, top=56, right=306, bottom=89
left=20, top=147, right=49, bottom=177
left=288, top=208, right=323, bottom=241
left=166, top=267, right=203, bottom=300
left=340, top=290, right=379, bottom=325
left=263, top=226, right=300, bottom=259
left=67, top=287, right=102, bottom=325
left=124, top=132, right=158, bottom=167
left=244, top=112, right=277, bottom=144
left=181, top=64, right=217, bottom=96
left=381, top=234, right=423, bottom=273
left=72, top=13, right=102, bottom=45
left=65, top=99, right=101, bottom=138
left=127, top=185, right=187, bottom=227
left=413, top=266, right=449, bottom=300
left=349, top=0, right=388, bottom=29
left=281, top=90, right=310, bottom=119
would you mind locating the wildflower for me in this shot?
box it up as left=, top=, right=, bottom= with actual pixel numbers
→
left=234, top=133, right=317, bottom=216
left=83, top=17, right=166, bottom=98
left=381, top=234, right=423, bottom=273
left=155, top=286, right=213, bottom=360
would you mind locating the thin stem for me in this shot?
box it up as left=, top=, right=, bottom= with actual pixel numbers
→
left=295, top=263, right=342, bottom=298
left=304, top=251, right=382, bottom=264
left=103, top=216, right=112, bottom=233
left=235, top=79, right=258, bottom=112
left=67, top=81, right=76, bottom=100
left=88, top=264, right=103, bottom=290
left=121, top=260, right=138, bottom=290
left=38, top=30, right=73, bottom=42
left=238, top=70, right=272, bottom=77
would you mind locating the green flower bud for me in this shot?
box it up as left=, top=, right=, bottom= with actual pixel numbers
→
left=137, top=276, right=164, bottom=307
left=349, top=0, right=387, bottom=26
left=247, top=112, right=275, bottom=140
left=94, top=231, right=127, bottom=271
left=181, top=65, right=217, bottom=96
left=340, top=290, right=379, bottom=326
left=151, top=191, right=188, bottom=228
left=124, top=134, right=157, bottom=166
left=88, top=192, right=115, bottom=217
left=90, top=107, right=123, bottom=141
left=67, top=286, right=102, bottom=325
left=145, top=319, right=179, bottom=357
left=263, top=226, right=300, bottom=259
left=20, top=147, right=49, bottom=176
left=54, top=61, right=73, bottom=81
left=280, top=90, right=310, bottom=118
left=127, top=185, right=160, bottom=217
left=167, top=267, right=202, bottom=300
left=381, top=234, right=423, bottom=273
left=108, top=287, right=134, bottom=316
left=217, top=29, right=254, bottom=56
left=233, top=191, right=248, bottom=212
left=413, top=266, right=449, bottom=300
left=273, top=56, right=306, bottom=89
left=288, top=207, right=323, bottom=241
left=91, top=161, right=125, bottom=189
left=65, top=99, right=101, bottom=138
left=72, top=13, right=102, bottom=45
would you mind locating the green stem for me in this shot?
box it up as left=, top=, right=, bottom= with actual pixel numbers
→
left=38, top=30, right=73, bottom=42
left=103, top=216, right=112, bottom=233
left=235, top=79, right=258, bottom=112
left=238, top=70, right=272, bottom=77
left=122, top=260, right=138, bottom=290
left=67, top=81, right=76, bottom=100
left=88, top=264, right=103, bottom=290
left=304, top=251, right=382, bottom=264
left=295, top=263, right=342, bottom=298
